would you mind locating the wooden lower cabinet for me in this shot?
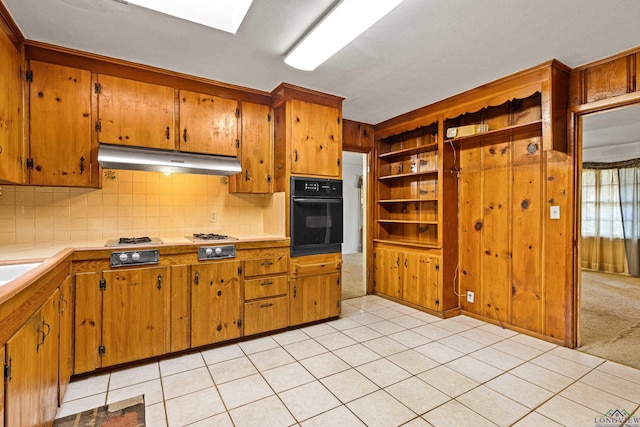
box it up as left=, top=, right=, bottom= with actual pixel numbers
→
left=191, top=260, right=242, bottom=347
left=74, top=266, right=169, bottom=372
left=244, top=296, right=289, bottom=336
left=58, top=276, right=74, bottom=404
left=290, top=273, right=341, bottom=326
left=374, top=244, right=441, bottom=312
left=0, top=346, right=4, bottom=427
left=5, top=290, right=59, bottom=427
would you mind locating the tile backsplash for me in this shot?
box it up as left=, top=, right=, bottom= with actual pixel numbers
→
left=0, top=170, right=284, bottom=245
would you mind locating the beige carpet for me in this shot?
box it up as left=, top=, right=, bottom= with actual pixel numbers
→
left=342, top=252, right=366, bottom=300
left=578, top=270, right=640, bottom=369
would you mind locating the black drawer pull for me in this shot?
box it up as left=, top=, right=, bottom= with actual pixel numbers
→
left=260, top=281, right=273, bottom=286
left=260, top=303, right=274, bottom=308
left=260, top=261, right=273, bottom=267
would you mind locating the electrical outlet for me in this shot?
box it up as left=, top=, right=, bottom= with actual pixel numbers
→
left=466, top=291, right=475, bottom=303
left=550, top=205, right=560, bottom=219
left=209, top=211, right=218, bottom=223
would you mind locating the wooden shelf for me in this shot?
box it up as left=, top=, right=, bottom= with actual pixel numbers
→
left=446, top=120, right=542, bottom=145
left=378, top=170, right=437, bottom=181
left=377, top=219, right=438, bottom=225
left=373, top=239, right=440, bottom=249
left=378, top=198, right=438, bottom=203
left=378, top=142, right=438, bottom=159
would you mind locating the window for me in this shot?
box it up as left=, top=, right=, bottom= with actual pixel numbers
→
left=581, top=169, right=624, bottom=239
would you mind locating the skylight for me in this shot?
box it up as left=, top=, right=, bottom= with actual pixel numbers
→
left=126, top=0, right=253, bottom=34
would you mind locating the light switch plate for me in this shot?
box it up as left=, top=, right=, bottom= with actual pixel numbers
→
left=550, top=205, right=560, bottom=219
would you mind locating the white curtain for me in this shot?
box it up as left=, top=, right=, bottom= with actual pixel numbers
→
left=618, top=167, right=640, bottom=276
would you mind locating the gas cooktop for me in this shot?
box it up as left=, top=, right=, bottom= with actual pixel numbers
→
left=185, top=233, right=237, bottom=242
left=104, top=236, right=164, bottom=247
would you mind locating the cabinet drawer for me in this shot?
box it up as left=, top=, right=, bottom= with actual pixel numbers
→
left=291, top=259, right=342, bottom=278
left=244, top=256, right=287, bottom=277
left=245, top=275, right=288, bottom=300
left=244, top=296, right=289, bottom=336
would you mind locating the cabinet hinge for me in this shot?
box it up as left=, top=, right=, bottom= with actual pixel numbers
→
left=373, top=251, right=376, bottom=259
left=337, top=116, right=341, bottom=125
left=367, top=270, right=370, bottom=279
left=236, top=139, right=240, bottom=149
left=238, top=266, right=242, bottom=276
left=435, top=298, right=440, bottom=306
left=336, top=300, right=340, bottom=308
left=435, top=264, right=440, bottom=271
left=373, top=280, right=376, bottom=289
left=267, top=174, right=272, bottom=182
left=267, top=113, right=271, bottom=122
left=95, top=121, right=102, bottom=132
left=4, top=357, right=11, bottom=381
left=94, top=82, right=102, bottom=94
left=98, top=345, right=106, bottom=356
left=25, top=69, right=33, bottom=82
left=99, top=278, right=106, bottom=291
left=237, top=319, right=242, bottom=328
left=337, top=158, right=341, bottom=167
left=235, top=108, right=240, bottom=118
left=26, top=158, right=34, bottom=170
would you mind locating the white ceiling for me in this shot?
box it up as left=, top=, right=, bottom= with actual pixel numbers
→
left=2, top=0, right=640, bottom=125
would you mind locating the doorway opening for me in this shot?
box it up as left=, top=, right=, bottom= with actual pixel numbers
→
left=578, top=105, right=640, bottom=370
left=342, top=151, right=368, bottom=299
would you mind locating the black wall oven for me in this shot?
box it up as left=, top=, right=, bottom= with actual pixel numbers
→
left=290, top=177, right=343, bottom=257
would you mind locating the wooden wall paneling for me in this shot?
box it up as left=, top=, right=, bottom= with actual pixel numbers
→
left=585, top=56, right=630, bottom=103
left=543, top=151, right=572, bottom=343
left=170, top=265, right=190, bottom=352
left=480, top=139, right=511, bottom=322
left=458, top=142, right=482, bottom=314
left=510, top=134, right=543, bottom=332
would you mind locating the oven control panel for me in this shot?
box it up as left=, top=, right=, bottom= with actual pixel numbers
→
left=198, top=244, right=236, bottom=261
left=110, top=249, right=160, bottom=267
left=291, top=177, right=342, bottom=197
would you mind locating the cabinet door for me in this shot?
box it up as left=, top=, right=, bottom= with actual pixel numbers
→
left=58, top=275, right=74, bottom=404
left=0, top=29, right=24, bottom=184
left=191, top=260, right=242, bottom=347
left=0, top=346, right=4, bottom=427
left=373, top=247, right=402, bottom=299
left=97, top=75, right=175, bottom=150
left=290, top=273, right=341, bottom=326
left=230, top=101, right=272, bottom=193
left=179, top=90, right=238, bottom=156
left=101, top=266, right=168, bottom=367
left=5, top=290, right=59, bottom=427
left=74, top=272, right=102, bottom=374
left=291, top=99, right=341, bottom=177
left=403, top=252, right=440, bottom=310
left=29, top=61, right=95, bottom=187
left=40, top=290, right=60, bottom=424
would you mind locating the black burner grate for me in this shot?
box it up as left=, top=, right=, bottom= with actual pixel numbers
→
left=118, top=236, right=152, bottom=245
left=193, top=233, right=229, bottom=240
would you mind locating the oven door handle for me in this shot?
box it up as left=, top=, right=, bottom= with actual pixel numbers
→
left=293, top=198, right=342, bottom=204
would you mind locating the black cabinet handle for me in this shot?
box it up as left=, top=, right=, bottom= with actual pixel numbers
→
left=195, top=270, right=199, bottom=285
left=245, top=169, right=249, bottom=182
left=260, top=261, right=273, bottom=267
left=79, top=156, right=85, bottom=174
left=260, top=281, right=273, bottom=287
left=157, top=274, right=163, bottom=290
left=294, top=149, right=298, bottom=162
left=183, top=128, right=188, bottom=142
left=165, top=127, right=170, bottom=140
left=260, top=303, right=274, bottom=308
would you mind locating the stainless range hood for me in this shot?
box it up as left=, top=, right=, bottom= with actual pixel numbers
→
left=98, top=143, right=242, bottom=176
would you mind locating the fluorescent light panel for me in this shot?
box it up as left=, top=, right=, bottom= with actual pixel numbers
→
left=127, top=0, right=253, bottom=34
left=285, top=0, right=405, bottom=71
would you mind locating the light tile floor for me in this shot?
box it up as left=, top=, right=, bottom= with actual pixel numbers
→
left=56, top=295, right=640, bottom=427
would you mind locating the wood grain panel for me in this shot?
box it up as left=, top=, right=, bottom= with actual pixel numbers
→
left=245, top=275, right=288, bottom=300
left=585, top=56, right=630, bottom=103
left=170, top=265, right=190, bottom=352
left=0, top=28, right=23, bottom=184
left=480, top=140, right=511, bottom=322
left=74, top=272, right=101, bottom=374
left=544, top=151, right=571, bottom=341
left=510, top=136, right=542, bottom=332
left=58, top=276, right=74, bottom=404
left=458, top=142, right=482, bottom=314
left=0, top=346, right=4, bottom=427
left=244, top=296, right=288, bottom=336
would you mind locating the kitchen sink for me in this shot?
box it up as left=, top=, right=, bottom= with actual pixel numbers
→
left=0, top=262, right=43, bottom=287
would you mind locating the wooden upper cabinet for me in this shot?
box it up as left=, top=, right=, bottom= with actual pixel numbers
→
left=343, top=119, right=374, bottom=152
left=96, top=74, right=175, bottom=150
left=28, top=61, right=96, bottom=187
left=291, top=99, right=342, bottom=177
left=229, top=101, right=273, bottom=193
left=0, top=29, right=24, bottom=185
left=178, top=90, right=239, bottom=156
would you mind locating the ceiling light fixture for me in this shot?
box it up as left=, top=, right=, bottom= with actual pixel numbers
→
left=285, top=0, right=405, bottom=71
left=125, top=0, right=253, bottom=34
